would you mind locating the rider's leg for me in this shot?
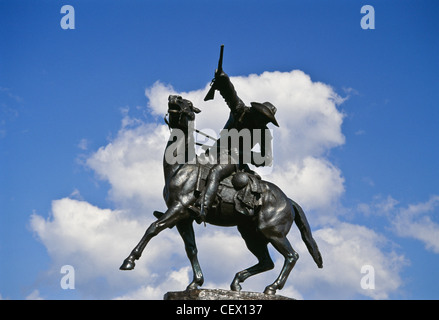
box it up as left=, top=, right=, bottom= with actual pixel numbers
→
left=201, top=163, right=236, bottom=216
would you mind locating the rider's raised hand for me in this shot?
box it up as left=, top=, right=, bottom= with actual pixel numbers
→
left=214, top=70, right=230, bottom=89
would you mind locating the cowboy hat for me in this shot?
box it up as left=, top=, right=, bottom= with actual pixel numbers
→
left=250, top=101, right=279, bottom=127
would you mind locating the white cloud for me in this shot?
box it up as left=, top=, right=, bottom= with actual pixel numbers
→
left=269, top=156, right=345, bottom=221
left=30, top=198, right=144, bottom=278
left=77, top=138, right=89, bottom=151
left=25, top=290, right=44, bottom=300
left=114, top=267, right=191, bottom=300
left=30, top=197, right=188, bottom=298
left=391, top=195, right=439, bottom=253
left=358, top=195, right=439, bottom=254
left=285, top=222, right=406, bottom=299
left=30, top=69, right=407, bottom=299
left=86, top=119, right=169, bottom=211
left=357, top=195, right=399, bottom=217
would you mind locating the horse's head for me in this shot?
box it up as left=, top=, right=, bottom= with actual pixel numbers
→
left=166, top=95, right=201, bottom=130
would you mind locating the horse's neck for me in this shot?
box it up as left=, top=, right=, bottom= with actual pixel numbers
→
left=163, top=128, right=195, bottom=181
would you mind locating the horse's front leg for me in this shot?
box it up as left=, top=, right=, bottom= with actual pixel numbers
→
left=120, top=203, right=186, bottom=270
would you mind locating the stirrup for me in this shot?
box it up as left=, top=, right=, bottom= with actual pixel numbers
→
left=188, top=205, right=205, bottom=226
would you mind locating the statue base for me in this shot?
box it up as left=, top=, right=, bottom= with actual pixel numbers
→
left=163, top=288, right=294, bottom=300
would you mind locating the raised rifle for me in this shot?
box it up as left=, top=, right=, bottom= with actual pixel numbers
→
left=204, top=44, right=224, bottom=101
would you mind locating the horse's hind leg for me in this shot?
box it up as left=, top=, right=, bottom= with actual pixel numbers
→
left=176, top=219, right=204, bottom=290
left=263, top=235, right=299, bottom=295
left=230, top=225, right=274, bottom=292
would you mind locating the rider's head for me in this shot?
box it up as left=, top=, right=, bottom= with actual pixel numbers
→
left=249, top=102, right=279, bottom=128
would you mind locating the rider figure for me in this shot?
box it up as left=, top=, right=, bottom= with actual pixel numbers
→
left=200, top=71, right=279, bottom=219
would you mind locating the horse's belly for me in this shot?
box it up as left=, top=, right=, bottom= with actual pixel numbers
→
left=206, top=202, right=250, bottom=227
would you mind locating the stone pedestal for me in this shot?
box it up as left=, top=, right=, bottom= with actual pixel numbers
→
left=164, top=288, right=294, bottom=300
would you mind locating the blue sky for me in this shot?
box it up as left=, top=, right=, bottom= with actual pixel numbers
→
left=1, top=0, right=438, bottom=299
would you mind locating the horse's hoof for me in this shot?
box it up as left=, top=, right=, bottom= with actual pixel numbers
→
left=230, top=282, right=242, bottom=292
left=120, top=258, right=135, bottom=270
left=186, top=284, right=197, bottom=291
left=186, top=282, right=201, bottom=291
left=263, top=286, right=276, bottom=295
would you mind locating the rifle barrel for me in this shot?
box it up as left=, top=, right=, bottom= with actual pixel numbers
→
left=217, top=44, right=224, bottom=72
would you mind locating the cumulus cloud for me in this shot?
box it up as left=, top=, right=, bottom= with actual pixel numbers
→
left=30, top=197, right=188, bottom=298
left=31, top=199, right=144, bottom=281
left=31, top=199, right=134, bottom=267
left=286, top=222, right=406, bottom=299
left=114, top=267, right=192, bottom=300
left=86, top=119, right=169, bottom=211
left=30, top=70, right=407, bottom=299
left=270, top=157, right=345, bottom=221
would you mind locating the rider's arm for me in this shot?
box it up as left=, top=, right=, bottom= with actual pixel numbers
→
left=215, top=71, right=247, bottom=117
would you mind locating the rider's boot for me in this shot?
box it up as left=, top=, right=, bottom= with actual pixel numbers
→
left=200, top=184, right=217, bottom=221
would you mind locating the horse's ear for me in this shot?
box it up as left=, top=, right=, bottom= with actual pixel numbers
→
left=193, top=107, right=201, bottom=114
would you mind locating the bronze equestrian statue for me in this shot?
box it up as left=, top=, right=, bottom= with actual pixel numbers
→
left=120, top=93, right=323, bottom=295
left=120, top=46, right=322, bottom=295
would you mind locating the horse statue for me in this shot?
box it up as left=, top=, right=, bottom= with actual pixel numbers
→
left=120, top=95, right=323, bottom=295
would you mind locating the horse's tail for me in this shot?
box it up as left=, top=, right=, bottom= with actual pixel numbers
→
left=290, top=199, right=323, bottom=268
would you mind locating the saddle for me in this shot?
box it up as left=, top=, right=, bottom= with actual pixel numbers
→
left=155, top=164, right=263, bottom=226
left=195, top=163, right=262, bottom=217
